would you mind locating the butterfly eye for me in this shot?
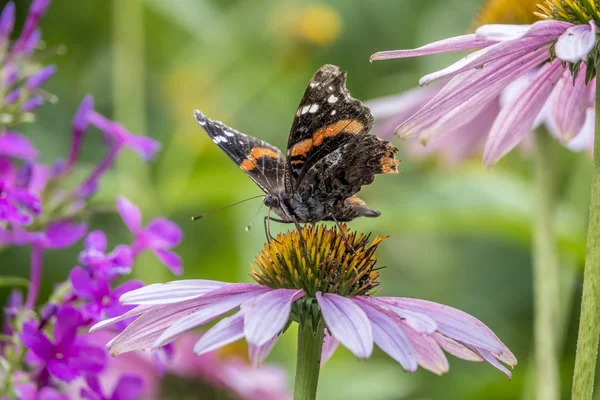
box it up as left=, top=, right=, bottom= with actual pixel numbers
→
left=264, top=195, right=280, bottom=208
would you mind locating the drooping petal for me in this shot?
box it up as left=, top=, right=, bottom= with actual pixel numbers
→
left=379, top=297, right=516, bottom=367
left=476, top=20, right=571, bottom=41
left=244, top=289, right=304, bottom=347
left=119, top=280, right=229, bottom=305
left=483, top=60, right=564, bottom=166
left=370, top=34, right=496, bottom=61
left=354, top=297, right=418, bottom=372
left=477, top=348, right=513, bottom=378
left=565, top=108, right=595, bottom=152
left=402, top=327, right=449, bottom=375
left=154, top=288, right=269, bottom=348
left=321, top=329, right=340, bottom=366
left=550, top=66, right=591, bottom=141
left=116, top=196, right=142, bottom=233
left=316, top=292, right=373, bottom=358
left=396, top=45, right=550, bottom=140
left=153, top=249, right=182, bottom=275
left=249, top=336, right=279, bottom=367
left=367, top=297, right=437, bottom=334
left=89, top=305, right=153, bottom=333
left=555, top=21, right=597, bottom=63
left=435, top=333, right=483, bottom=362
left=0, top=132, right=38, bottom=160
left=193, top=312, right=246, bottom=355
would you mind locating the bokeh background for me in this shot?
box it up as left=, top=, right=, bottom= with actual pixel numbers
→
left=0, top=0, right=596, bottom=398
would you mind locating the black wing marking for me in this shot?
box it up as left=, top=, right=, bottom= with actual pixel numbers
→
left=284, top=64, right=374, bottom=191
left=194, top=110, right=285, bottom=193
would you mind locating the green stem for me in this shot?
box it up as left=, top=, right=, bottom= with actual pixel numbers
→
left=294, top=321, right=325, bottom=400
left=533, top=129, right=560, bottom=400
left=571, top=73, right=600, bottom=400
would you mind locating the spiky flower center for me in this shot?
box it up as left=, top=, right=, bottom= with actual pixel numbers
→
left=250, top=224, right=385, bottom=297
left=476, top=0, right=542, bottom=26
left=536, top=0, right=600, bottom=24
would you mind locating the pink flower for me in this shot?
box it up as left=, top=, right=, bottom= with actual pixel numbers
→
left=371, top=19, right=598, bottom=165
left=92, top=279, right=516, bottom=377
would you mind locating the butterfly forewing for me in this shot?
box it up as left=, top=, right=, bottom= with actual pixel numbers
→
left=284, top=64, right=374, bottom=190
left=194, top=110, right=285, bottom=193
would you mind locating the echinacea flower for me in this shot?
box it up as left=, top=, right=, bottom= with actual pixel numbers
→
left=371, top=10, right=599, bottom=165
left=116, top=196, right=183, bottom=275
left=93, top=225, right=516, bottom=377
left=20, top=305, right=106, bottom=382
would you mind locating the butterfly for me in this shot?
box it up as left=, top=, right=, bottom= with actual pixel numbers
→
left=195, top=64, right=399, bottom=234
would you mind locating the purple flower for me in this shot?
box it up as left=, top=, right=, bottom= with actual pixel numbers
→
left=78, top=230, right=134, bottom=279
left=0, top=132, right=38, bottom=161
left=11, top=220, right=87, bottom=248
left=2, top=63, right=19, bottom=88
left=0, top=2, right=15, bottom=41
left=80, top=373, right=144, bottom=400
left=70, top=266, right=143, bottom=323
left=25, top=65, right=55, bottom=90
left=370, top=19, right=598, bottom=165
left=93, top=280, right=516, bottom=377
left=0, top=179, right=41, bottom=225
left=11, top=0, right=51, bottom=57
left=5, top=88, right=21, bottom=104
left=117, top=196, right=183, bottom=275
left=21, top=95, right=44, bottom=112
left=15, top=382, right=68, bottom=400
left=20, top=305, right=106, bottom=382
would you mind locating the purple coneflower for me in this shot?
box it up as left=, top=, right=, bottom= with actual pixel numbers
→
left=371, top=11, right=597, bottom=166
left=94, top=225, right=516, bottom=399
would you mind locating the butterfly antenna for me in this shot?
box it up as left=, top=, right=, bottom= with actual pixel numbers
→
left=245, top=202, right=265, bottom=231
left=191, top=195, right=265, bottom=221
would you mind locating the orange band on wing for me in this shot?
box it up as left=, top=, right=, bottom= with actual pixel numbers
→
left=290, top=119, right=365, bottom=157
left=240, top=147, right=280, bottom=171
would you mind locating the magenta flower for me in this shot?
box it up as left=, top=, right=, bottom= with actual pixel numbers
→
left=371, top=19, right=598, bottom=165
left=20, top=305, right=106, bottom=382
left=69, top=267, right=143, bottom=323
left=80, top=373, right=144, bottom=400
left=116, top=196, right=183, bottom=275
left=15, top=382, right=68, bottom=400
left=93, top=225, right=516, bottom=377
left=11, top=0, right=51, bottom=57
left=25, top=65, right=55, bottom=90
left=0, top=2, right=15, bottom=42
left=78, top=230, right=134, bottom=279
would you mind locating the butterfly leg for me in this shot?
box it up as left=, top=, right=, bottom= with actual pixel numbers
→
left=329, top=214, right=356, bottom=254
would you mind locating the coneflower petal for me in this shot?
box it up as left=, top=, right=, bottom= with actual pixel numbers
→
left=370, top=34, right=495, bottom=61
left=354, top=297, right=418, bottom=372
left=475, top=20, right=571, bottom=41
left=434, top=333, right=483, bottom=362
left=551, top=66, right=591, bottom=142
left=249, top=336, right=279, bottom=367
left=402, top=327, right=449, bottom=375
left=243, top=289, right=304, bottom=347
left=555, top=21, right=597, bottom=63
left=366, top=298, right=437, bottom=334
left=477, top=348, right=513, bottom=378
left=321, top=329, right=339, bottom=366
left=316, top=292, right=373, bottom=359
left=119, top=279, right=227, bottom=305
left=193, top=313, right=245, bottom=355
left=483, top=60, right=564, bottom=166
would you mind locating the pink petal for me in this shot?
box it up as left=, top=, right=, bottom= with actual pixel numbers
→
left=119, top=279, right=228, bottom=305
left=154, top=288, right=270, bottom=348
left=397, top=45, right=550, bottom=140
left=111, top=375, right=145, bottom=400
left=550, top=66, right=591, bottom=141
left=434, top=333, right=483, bottom=362
left=0, top=132, right=38, bottom=160
left=402, top=327, right=449, bottom=375
left=478, top=348, right=513, bottom=378
left=566, top=108, right=595, bottom=152
left=555, top=21, right=597, bottom=63
left=370, top=34, right=496, bottom=61
left=476, top=20, right=571, bottom=41
left=116, top=196, right=142, bottom=233
left=153, top=249, right=182, bottom=275
left=244, top=289, right=304, bottom=347
left=483, top=60, right=564, bottom=166
left=89, top=305, right=153, bottom=333
left=316, top=292, right=373, bottom=359
left=365, top=297, right=437, bottom=334
left=321, top=329, right=339, bottom=366
left=193, top=312, right=246, bottom=355
left=249, top=336, right=279, bottom=367
left=44, top=221, right=87, bottom=249
left=354, top=297, right=418, bottom=372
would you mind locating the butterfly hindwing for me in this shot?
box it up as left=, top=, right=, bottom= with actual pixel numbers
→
left=284, top=64, right=375, bottom=190
left=195, top=111, right=285, bottom=193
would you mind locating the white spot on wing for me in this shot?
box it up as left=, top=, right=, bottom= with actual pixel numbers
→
left=224, top=131, right=235, bottom=137
left=301, top=105, right=311, bottom=115
left=331, top=110, right=336, bottom=115
left=328, top=95, right=338, bottom=103
left=308, top=104, right=319, bottom=113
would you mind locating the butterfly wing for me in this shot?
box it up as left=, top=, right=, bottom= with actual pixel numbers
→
left=284, top=65, right=399, bottom=200
left=195, top=110, right=285, bottom=193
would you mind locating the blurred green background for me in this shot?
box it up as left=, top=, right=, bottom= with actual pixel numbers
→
left=1, top=0, right=597, bottom=398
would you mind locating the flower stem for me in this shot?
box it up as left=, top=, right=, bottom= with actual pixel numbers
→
left=294, top=320, right=324, bottom=400
left=571, top=76, right=600, bottom=400
left=532, top=129, right=560, bottom=400
left=25, top=243, right=44, bottom=310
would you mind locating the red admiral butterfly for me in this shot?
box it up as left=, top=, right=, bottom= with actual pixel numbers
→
left=195, top=64, right=399, bottom=232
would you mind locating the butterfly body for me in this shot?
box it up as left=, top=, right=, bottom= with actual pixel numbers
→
left=195, top=64, right=399, bottom=225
